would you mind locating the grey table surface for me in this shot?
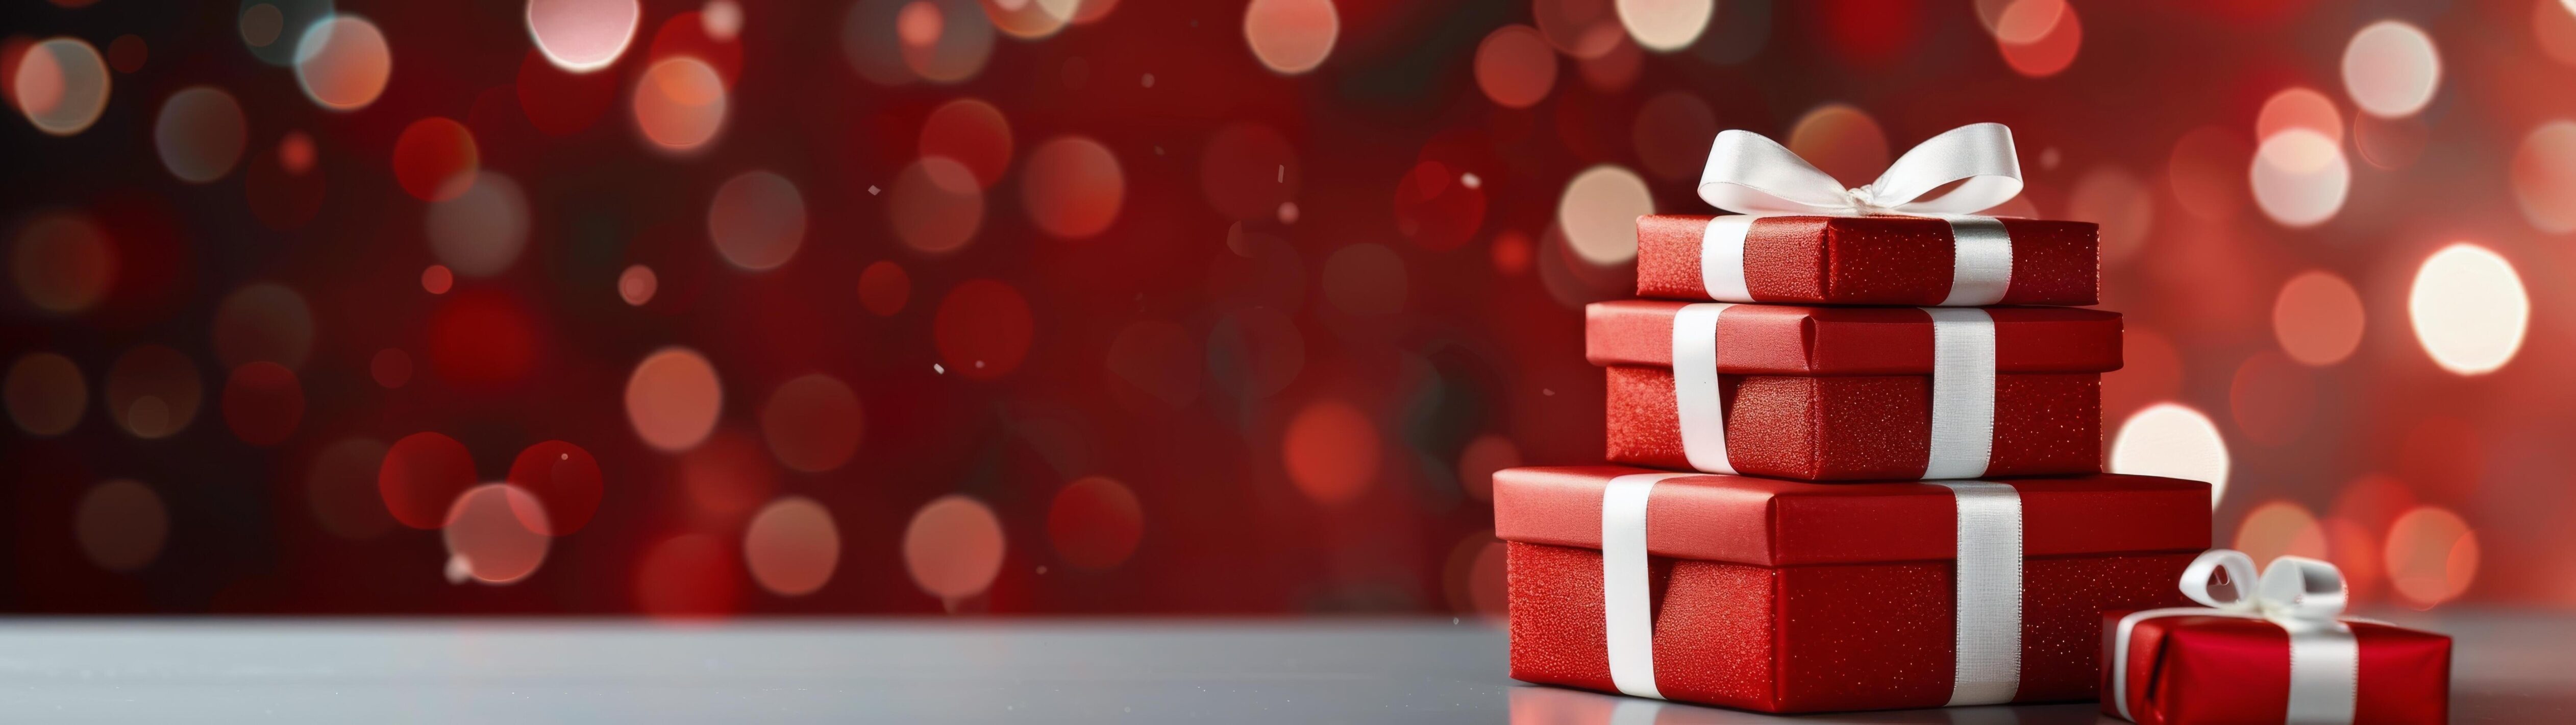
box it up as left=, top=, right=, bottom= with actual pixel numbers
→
left=0, top=611, right=2565, bottom=723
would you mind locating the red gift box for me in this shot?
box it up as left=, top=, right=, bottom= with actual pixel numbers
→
left=1498, top=466, right=2209, bottom=713
left=2102, top=551, right=2453, bottom=724
left=1636, top=214, right=2099, bottom=306
left=1589, top=301, right=2122, bottom=480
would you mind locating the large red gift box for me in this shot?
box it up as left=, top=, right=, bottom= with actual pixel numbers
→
left=1636, top=214, right=2099, bottom=305
left=2104, top=613, right=2451, bottom=724
left=1498, top=466, right=2209, bottom=713
left=1589, top=301, right=2122, bottom=480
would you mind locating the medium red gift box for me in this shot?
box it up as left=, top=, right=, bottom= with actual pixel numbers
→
left=1635, top=214, right=2099, bottom=306
left=1589, top=300, right=2121, bottom=481
left=1498, top=466, right=2209, bottom=713
left=2102, top=551, right=2453, bottom=724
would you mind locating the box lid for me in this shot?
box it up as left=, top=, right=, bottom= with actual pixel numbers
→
left=1493, top=466, right=2209, bottom=566
left=1586, top=301, right=2123, bottom=375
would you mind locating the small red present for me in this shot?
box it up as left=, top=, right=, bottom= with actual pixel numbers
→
left=1589, top=300, right=2121, bottom=481
left=2104, top=550, right=2453, bottom=724
left=1659, top=122, right=2095, bottom=306
left=1497, top=466, right=2209, bottom=713
left=1636, top=214, right=2098, bottom=306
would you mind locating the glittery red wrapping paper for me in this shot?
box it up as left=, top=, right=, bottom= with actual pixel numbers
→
left=1585, top=301, right=2124, bottom=375
left=1633, top=215, right=2100, bottom=306
left=2102, top=614, right=2452, bottom=724
left=1495, top=468, right=2208, bottom=713
left=1604, top=366, right=2102, bottom=480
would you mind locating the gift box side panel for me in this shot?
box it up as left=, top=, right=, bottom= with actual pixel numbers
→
left=1745, top=216, right=1834, bottom=301
left=2015, top=553, right=2197, bottom=702
left=1817, top=216, right=1958, bottom=304
left=1992, top=219, right=2101, bottom=305
left=1505, top=541, right=1784, bottom=712
left=1603, top=367, right=2102, bottom=481
left=2163, top=620, right=2297, bottom=724
left=2352, top=624, right=2453, bottom=725
left=1636, top=215, right=1716, bottom=300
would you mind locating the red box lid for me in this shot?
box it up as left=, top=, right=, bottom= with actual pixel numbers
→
left=1492, top=466, right=2209, bottom=566
left=1586, top=300, right=2123, bottom=375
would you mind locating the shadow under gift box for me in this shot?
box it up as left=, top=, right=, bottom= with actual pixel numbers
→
left=1496, top=466, right=2209, bottom=714
left=1634, top=214, right=2100, bottom=306
left=1590, top=301, right=2122, bottom=481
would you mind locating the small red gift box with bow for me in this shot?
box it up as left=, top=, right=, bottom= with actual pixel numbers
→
left=2103, top=549, right=2453, bottom=724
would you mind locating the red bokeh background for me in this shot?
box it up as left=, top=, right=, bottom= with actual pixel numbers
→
left=3, top=0, right=2568, bottom=615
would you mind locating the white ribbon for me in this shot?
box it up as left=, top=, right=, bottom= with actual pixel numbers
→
left=1694, top=123, right=2024, bottom=306
left=1600, top=476, right=2025, bottom=704
left=1923, top=308, right=1997, bottom=479
left=2111, top=550, right=2364, bottom=724
left=1670, top=305, right=1994, bottom=479
left=1670, top=303, right=1737, bottom=476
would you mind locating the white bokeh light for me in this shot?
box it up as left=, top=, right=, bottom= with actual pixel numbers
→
left=2250, top=129, right=2349, bottom=228
left=526, top=0, right=641, bottom=73
left=1615, top=0, right=1714, bottom=52
left=2342, top=20, right=2441, bottom=118
left=1555, top=164, right=1654, bottom=265
left=2408, top=243, right=2528, bottom=375
left=2110, top=403, right=2232, bottom=508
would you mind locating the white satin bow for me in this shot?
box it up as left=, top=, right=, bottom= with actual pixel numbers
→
left=1697, top=122, right=2025, bottom=216
left=2178, top=548, right=2350, bottom=625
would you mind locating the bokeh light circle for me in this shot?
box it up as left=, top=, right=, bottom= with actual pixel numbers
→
left=2234, top=500, right=2327, bottom=566
left=1787, top=103, right=1889, bottom=188
left=1456, top=433, right=1521, bottom=502
left=293, top=15, right=393, bottom=111
left=899, top=0, right=997, bottom=84
left=1243, top=0, right=1338, bottom=75
left=2407, top=243, right=2528, bottom=375
left=240, top=1, right=335, bottom=65
left=426, top=173, right=530, bottom=278
left=76, top=479, right=167, bottom=572
left=2384, top=506, right=2477, bottom=608
left=860, top=260, right=910, bottom=316
left=634, top=533, right=741, bottom=617
left=1048, top=475, right=1143, bottom=570
left=13, top=38, right=111, bottom=136
left=527, top=0, right=641, bottom=72
left=760, top=373, right=864, bottom=473
left=1391, top=160, right=1484, bottom=252
left=1021, top=136, right=1124, bottom=239
left=307, top=437, right=395, bottom=540
left=378, top=431, right=477, bottom=529
left=2169, top=126, right=2251, bottom=221
left=370, top=348, right=412, bottom=388
left=1536, top=0, right=1625, bottom=59
left=212, top=282, right=315, bottom=370
left=420, top=265, right=454, bottom=294
left=626, top=347, right=724, bottom=452
left=11, top=213, right=115, bottom=314
left=1994, top=0, right=2080, bottom=78
left=2341, top=20, right=2441, bottom=118
left=632, top=56, right=728, bottom=152
left=1554, top=165, right=1653, bottom=265
left=2510, top=120, right=2576, bottom=233
left=1282, top=398, right=1378, bottom=505
left=505, top=440, right=603, bottom=535
left=2271, top=270, right=2365, bottom=366
left=2066, top=166, right=2153, bottom=264
left=392, top=116, right=480, bottom=202
left=707, top=170, right=807, bottom=272
left=2109, top=402, right=2231, bottom=506
left=154, top=87, right=248, bottom=184
left=104, top=345, right=203, bottom=440
left=903, top=494, right=1006, bottom=601
left=6, top=352, right=85, bottom=436
left=1614, top=0, right=1712, bottom=52
left=220, top=361, right=303, bottom=446
left=2257, top=87, right=2343, bottom=147
left=744, top=496, right=841, bottom=596
left=919, top=98, right=1013, bottom=188
left=618, top=264, right=657, bottom=305
left=2540, top=0, right=2576, bottom=66
left=679, top=429, right=778, bottom=517
left=2249, top=129, right=2349, bottom=228
left=1475, top=25, right=1557, bottom=109
left=889, top=157, right=985, bottom=254
left=932, top=279, right=1034, bottom=379
left=443, top=484, right=552, bottom=585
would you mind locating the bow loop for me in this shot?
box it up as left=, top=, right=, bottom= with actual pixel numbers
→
left=2176, top=549, right=2348, bottom=623
left=1697, top=122, right=2025, bottom=217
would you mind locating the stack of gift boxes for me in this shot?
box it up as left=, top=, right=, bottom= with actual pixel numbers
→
left=1493, top=126, right=2449, bottom=722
